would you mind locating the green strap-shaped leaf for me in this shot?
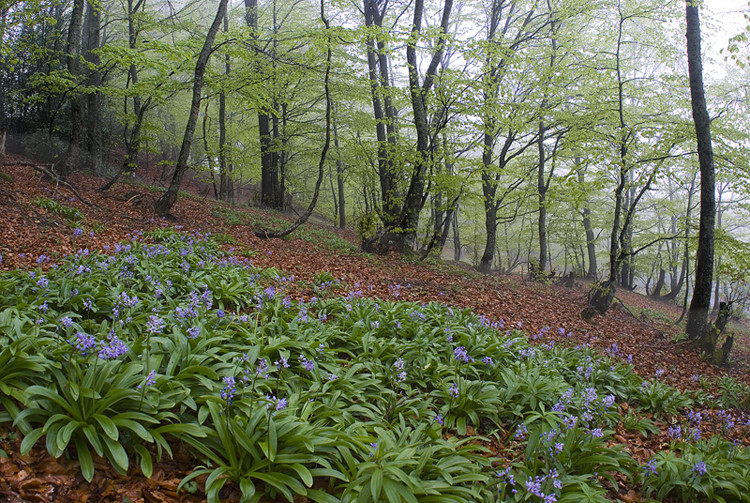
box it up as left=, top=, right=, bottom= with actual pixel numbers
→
left=93, top=414, right=119, bottom=440
left=239, top=478, right=256, bottom=502
left=75, top=435, right=95, bottom=483
left=82, top=424, right=104, bottom=456
left=135, top=444, right=153, bottom=478
left=102, top=436, right=129, bottom=472
left=370, top=468, right=383, bottom=502
left=19, top=427, right=45, bottom=455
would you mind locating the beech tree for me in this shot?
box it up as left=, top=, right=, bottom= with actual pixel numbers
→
left=155, top=0, right=228, bottom=216
left=684, top=0, right=716, bottom=344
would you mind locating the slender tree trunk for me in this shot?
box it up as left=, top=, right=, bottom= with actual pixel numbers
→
left=56, top=0, right=86, bottom=178
left=155, top=0, right=228, bottom=216
left=685, top=1, right=716, bottom=342
left=0, top=128, right=7, bottom=170
left=577, top=167, right=597, bottom=279
left=218, top=14, right=232, bottom=202
left=452, top=209, right=461, bottom=262
left=712, top=193, right=725, bottom=312
left=588, top=11, right=629, bottom=314
left=100, top=0, right=148, bottom=191
left=255, top=0, right=332, bottom=239
left=332, top=106, right=346, bottom=228
left=479, top=200, right=497, bottom=273
left=378, top=0, right=452, bottom=252
left=537, top=120, right=548, bottom=274
left=85, top=1, right=102, bottom=173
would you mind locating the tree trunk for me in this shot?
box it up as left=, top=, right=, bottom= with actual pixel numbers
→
left=452, top=209, right=461, bottom=262
left=479, top=202, right=497, bottom=273
left=255, top=0, right=332, bottom=239
left=84, top=0, right=102, bottom=174
left=650, top=269, right=665, bottom=298
left=384, top=0, right=452, bottom=253
left=332, top=109, right=346, bottom=228
left=685, top=1, right=716, bottom=341
left=578, top=168, right=597, bottom=279
left=218, top=14, right=233, bottom=203
left=99, top=0, right=149, bottom=191
left=537, top=120, right=548, bottom=274
left=588, top=11, right=629, bottom=315
left=0, top=128, right=6, bottom=170
left=155, top=0, right=228, bottom=216
left=56, top=0, right=86, bottom=179
left=361, top=0, right=400, bottom=231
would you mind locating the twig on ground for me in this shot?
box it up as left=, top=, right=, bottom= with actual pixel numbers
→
left=10, top=161, right=97, bottom=208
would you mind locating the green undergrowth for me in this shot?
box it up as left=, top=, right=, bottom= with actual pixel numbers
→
left=211, top=204, right=356, bottom=253
left=0, top=228, right=749, bottom=503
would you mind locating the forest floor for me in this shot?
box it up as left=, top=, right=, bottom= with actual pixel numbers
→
left=0, top=156, right=749, bottom=502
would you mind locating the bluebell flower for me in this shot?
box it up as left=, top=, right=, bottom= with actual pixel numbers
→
left=73, top=228, right=83, bottom=238
left=221, top=376, right=237, bottom=405
left=98, top=334, right=128, bottom=359
left=187, top=326, right=200, bottom=339
left=274, top=355, right=289, bottom=369
left=692, top=461, right=707, bottom=475
left=300, top=356, right=315, bottom=372
left=60, top=316, right=73, bottom=328
left=72, top=331, right=97, bottom=355
left=449, top=382, right=459, bottom=398
left=146, top=315, right=165, bottom=334
left=643, top=459, right=658, bottom=477
left=453, top=346, right=474, bottom=363
left=138, top=370, right=157, bottom=389
left=256, top=358, right=270, bottom=379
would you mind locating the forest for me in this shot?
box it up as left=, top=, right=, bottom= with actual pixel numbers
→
left=2, top=0, right=750, bottom=317
left=2, top=0, right=750, bottom=501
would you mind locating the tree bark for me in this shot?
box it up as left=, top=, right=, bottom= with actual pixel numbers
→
left=452, top=209, right=461, bottom=262
left=685, top=0, right=716, bottom=341
left=84, top=0, right=102, bottom=174
left=218, top=14, right=233, bottom=203
left=155, top=0, right=228, bottom=216
left=0, top=128, right=7, bottom=170
left=255, top=0, right=332, bottom=239
left=577, top=167, right=597, bottom=279
left=332, top=106, right=346, bottom=228
left=537, top=120, right=548, bottom=274
left=56, top=0, right=86, bottom=179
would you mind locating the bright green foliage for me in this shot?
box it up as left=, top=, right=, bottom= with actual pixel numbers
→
left=641, top=436, right=750, bottom=502
left=1, top=228, right=749, bottom=501
left=34, top=197, right=85, bottom=223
